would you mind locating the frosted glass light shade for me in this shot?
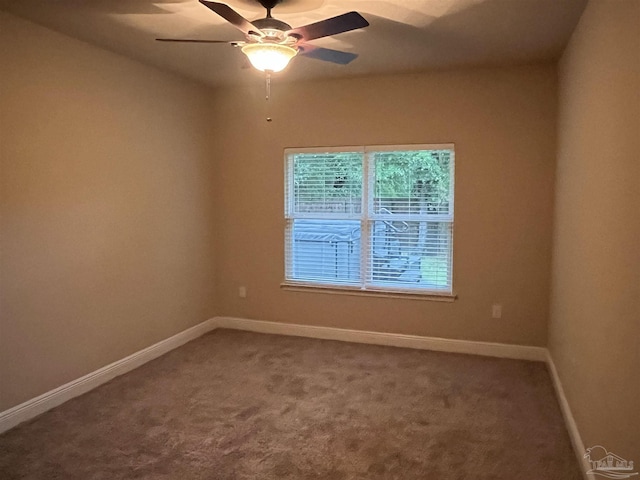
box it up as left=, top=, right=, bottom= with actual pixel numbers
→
left=241, top=44, right=297, bottom=73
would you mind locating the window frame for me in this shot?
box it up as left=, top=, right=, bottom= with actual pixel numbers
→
left=283, top=144, right=456, bottom=300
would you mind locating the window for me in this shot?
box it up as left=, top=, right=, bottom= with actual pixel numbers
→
left=284, top=144, right=455, bottom=296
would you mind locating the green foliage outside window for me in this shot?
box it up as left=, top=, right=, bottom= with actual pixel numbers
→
left=293, top=150, right=451, bottom=206
left=374, top=150, right=451, bottom=207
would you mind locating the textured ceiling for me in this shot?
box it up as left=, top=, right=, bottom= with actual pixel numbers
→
left=1, top=0, right=587, bottom=87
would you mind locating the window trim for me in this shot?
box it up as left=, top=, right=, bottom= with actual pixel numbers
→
left=283, top=143, right=456, bottom=299
left=280, top=282, right=457, bottom=301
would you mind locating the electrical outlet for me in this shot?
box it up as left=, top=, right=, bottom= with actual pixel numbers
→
left=492, top=304, right=502, bottom=319
left=239, top=286, right=247, bottom=298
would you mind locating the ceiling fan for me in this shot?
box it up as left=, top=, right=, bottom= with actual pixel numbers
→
left=157, top=0, right=369, bottom=73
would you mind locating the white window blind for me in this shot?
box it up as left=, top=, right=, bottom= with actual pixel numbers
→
left=285, top=145, right=454, bottom=295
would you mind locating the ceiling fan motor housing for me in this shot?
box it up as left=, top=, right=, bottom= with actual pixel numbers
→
left=251, top=17, right=293, bottom=42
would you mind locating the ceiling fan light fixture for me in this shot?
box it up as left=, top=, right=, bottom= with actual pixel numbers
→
left=241, top=43, right=297, bottom=72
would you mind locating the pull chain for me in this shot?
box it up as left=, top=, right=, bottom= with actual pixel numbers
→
left=265, top=71, right=272, bottom=122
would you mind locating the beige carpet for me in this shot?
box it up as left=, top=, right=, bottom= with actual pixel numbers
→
left=0, top=329, right=582, bottom=479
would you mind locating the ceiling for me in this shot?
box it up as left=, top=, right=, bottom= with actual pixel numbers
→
left=1, top=0, right=587, bottom=88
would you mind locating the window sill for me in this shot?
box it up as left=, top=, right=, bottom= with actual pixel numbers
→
left=280, top=282, right=457, bottom=302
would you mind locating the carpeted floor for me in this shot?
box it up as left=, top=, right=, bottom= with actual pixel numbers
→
left=0, top=329, right=582, bottom=479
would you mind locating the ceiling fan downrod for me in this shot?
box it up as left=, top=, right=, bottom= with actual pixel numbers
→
left=259, top=0, right=282, bottom=14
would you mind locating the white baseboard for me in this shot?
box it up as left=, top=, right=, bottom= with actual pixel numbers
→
left=0, top=318, right=216, bottom=434
left=546, top=351, right=593, bottom=480
left=212, top=316, right=548, bottom=362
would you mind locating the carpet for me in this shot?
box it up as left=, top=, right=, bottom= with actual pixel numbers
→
left=0, top=329, right=582, bottom=479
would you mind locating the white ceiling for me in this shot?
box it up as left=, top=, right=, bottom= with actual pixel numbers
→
left=1, top=0, right=587, bottom=87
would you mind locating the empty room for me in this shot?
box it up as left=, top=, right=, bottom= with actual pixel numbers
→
left=0, top=0, right=638, bottom=478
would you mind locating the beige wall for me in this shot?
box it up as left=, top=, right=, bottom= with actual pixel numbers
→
left=550, top=0, right=639, bottom=460
left=212, top=65, right=557, bottom=346
left=0, top=13, right=217, bottom=411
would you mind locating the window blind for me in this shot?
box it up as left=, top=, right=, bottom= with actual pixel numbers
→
left=285, top=145, right=454, bottom=295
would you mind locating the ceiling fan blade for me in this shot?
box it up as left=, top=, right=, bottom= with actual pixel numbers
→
left=298, top=44, right=358, bottom=65
left=287, top=11, right=368, bottom=42
left=156, top=38, right=238, bottom=44
left=199, top=0, right=264, bottom=37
